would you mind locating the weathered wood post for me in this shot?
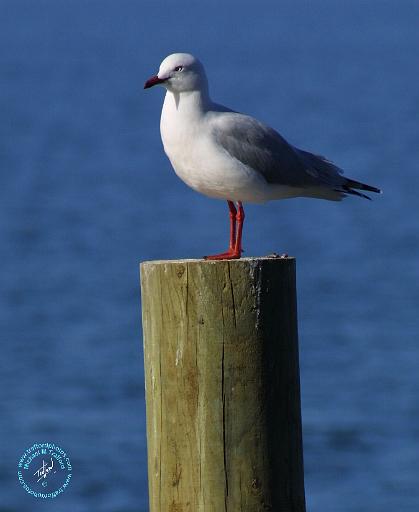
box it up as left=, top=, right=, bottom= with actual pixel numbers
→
left=140, top=257, right=305, bottom=512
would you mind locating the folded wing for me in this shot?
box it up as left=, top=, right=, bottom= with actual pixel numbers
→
left=211, top=111, right=346, bottom=189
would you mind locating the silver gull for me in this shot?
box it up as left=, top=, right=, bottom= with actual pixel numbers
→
left=144, top=53, right=381, bottom=260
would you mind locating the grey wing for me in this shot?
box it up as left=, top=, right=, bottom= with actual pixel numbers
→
left=210, top=111, right=345, bottom=189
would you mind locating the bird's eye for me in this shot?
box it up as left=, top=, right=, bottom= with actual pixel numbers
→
left=174, top=66, right=184, bottom=72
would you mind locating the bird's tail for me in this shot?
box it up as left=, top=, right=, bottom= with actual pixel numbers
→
left=340, top=178, right=382, bottom=200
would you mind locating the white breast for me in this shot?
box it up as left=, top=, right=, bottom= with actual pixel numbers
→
left=160, top=92, right=270, bottom=203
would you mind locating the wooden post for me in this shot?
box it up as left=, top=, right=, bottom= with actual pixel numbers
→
left=140, top=257, right=306, bottom=512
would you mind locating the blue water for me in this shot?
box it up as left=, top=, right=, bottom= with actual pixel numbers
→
left=1, top=1, right=418, bottom=510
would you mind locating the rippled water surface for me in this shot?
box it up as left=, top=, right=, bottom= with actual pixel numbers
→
left=1, top=1, right=419, bottom=510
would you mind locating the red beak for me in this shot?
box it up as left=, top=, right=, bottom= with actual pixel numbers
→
left=144, top=75, right=167, bottom=89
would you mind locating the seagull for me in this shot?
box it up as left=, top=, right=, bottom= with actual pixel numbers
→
left=144, top=53, right=381, bottom=260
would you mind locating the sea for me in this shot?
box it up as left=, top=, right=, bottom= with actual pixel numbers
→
left=1, top=1, right=419, bottom=510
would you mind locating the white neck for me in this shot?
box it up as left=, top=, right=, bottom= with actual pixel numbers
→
left=163, top=87, right=211, bottom=118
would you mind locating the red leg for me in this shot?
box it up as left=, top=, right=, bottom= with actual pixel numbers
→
left=233, top=201, right=245, bottom=256
left=204, top=201, right=244, bottom=260
left=227, top=200, right=237, bottom=251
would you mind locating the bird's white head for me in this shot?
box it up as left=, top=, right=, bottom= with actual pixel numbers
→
left=144, top=53, right=208, bottom=94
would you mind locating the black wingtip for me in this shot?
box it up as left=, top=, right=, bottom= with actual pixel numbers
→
left=343, top=187, right=372, bottom=200
left=345, top=178, right=382, bottom=195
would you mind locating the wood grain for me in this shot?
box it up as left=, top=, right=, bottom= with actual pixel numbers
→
left=140, top=257, right=306, bottom=512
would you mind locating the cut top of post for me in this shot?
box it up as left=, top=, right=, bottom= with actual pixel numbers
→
left=141, top=255, right=294, bottom=266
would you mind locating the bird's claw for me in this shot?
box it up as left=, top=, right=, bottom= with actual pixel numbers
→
left=203, top=250, right=241, bottom=260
